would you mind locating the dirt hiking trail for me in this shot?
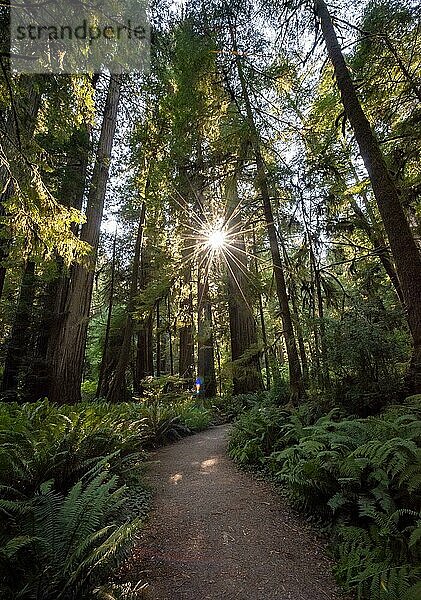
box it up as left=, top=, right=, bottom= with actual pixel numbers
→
left=128, top=425, right=348, bottom=600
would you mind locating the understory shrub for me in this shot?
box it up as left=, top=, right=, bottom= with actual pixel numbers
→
left=0, top=396, right=210, bottom=599
left=212, top=391, right=270, bottom=422
left=229, top=397, right=421, bottom=599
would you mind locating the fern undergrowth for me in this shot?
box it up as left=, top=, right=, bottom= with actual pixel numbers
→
left=228, top=395, right=421, bottom=600
left=0, top=396, right=211, bottom=599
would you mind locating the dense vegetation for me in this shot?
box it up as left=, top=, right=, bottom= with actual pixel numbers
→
left=0, top=392, right=211, bottom=598
left=229, top=393, right=421, bottom=599
left=0, top=0, right=420, bottom=597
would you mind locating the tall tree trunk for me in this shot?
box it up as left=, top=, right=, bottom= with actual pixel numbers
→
left=197, top=272, right=217, bottom=398
left=312, top=252, right=330, bottom=387
left=178, top=167, right=196, bottom=383
left=134, top=251, right=154, bottom=394
left=135, top=313, right=154, bottom=394
left=107, top=202, right=146, bottom=403
left=194, top=165, right=217, bottom=399
left=1, top=261, right=36, bottom=399
left=229, top=23, right=304, bottom=401
left=315, top=0, right=421, bottom=393
left=289, top=284, right=309, bottom=385
left=47, top=74, right=122, bottom=404
left=97, top=227, right=117, bottom=398
left=225, top=170, right=263, bottom=394
left=348, top=196, right=404, bottom=305
left=167, top=294, right=174, bottom=376
left=23, top=125, right=92, bottom=401
left=156, top=299, right=161, bottom=378
left=178, top=243, right=195, bottom=381
left=252, top=228, right=271, bottom=390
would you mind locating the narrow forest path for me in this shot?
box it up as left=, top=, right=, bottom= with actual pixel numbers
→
left=126, top=425, right=347, bottom=600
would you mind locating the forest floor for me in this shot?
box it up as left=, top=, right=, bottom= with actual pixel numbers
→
left=121, top=425, right=349, bottom=600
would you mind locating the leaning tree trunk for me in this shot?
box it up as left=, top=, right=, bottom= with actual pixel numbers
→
left=48, top=74, right=122, bottom=404
left=107, top=202, right=146, bottom=403
left=315, top=0, right=421, bottom=393
left=1, top=261, right=36, bottom=399
left=229, top=23, right=304, bottom=402
left=225, top=169, right=263, bottom=394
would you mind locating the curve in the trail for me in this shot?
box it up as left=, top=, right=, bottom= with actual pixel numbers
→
left=127, top=425, right=347, bottom=600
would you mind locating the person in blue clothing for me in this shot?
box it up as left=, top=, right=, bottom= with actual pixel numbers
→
left=195, top=376, right=202, bottom=396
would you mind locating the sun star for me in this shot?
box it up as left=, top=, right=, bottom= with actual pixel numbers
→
left=208, top=229, right=226, bottom=250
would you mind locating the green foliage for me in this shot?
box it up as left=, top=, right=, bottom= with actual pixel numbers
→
left=81, top=380, right=98, bottom=402
left=0, top=396, right=211, bottom=598
left=325, top=299, right=409, bottom=414
left=228, top=403, right=291, bottom=465
left=178, top=403, right=212, bottom=432
left=139, top=375, right=191, bottom=404
left=229, top=398, right=421, bottom=598
left=213, top=391, right=270, bottom=423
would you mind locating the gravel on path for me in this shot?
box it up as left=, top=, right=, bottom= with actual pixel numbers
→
left=126, top=425, right=348, bottom=600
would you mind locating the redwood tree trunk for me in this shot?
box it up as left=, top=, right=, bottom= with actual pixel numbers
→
left=135, top=313, right=154, bottom=393
left=107, top=202, right=146, bottom=403
left=225, top=171, right=263, bottom=394
left=252, top=228, right=271, bottom=389
left=97, top=227, right=117, bottom=398
left=47, top=74, right=122, bottom=404
left=1, top=261, right=36, bottom=399
left=134, top=252, right=154, bottom=394
left=315, top=0, right=421, bottom=393
left=178, top=169, right=196, bottom=384
left=197, top=272, right=217, bottom=398
left=195, top=167, right=217, bottom=399
left=230, top=23, right=304, bottom=401
left=24, top=125, right=91, bottom=401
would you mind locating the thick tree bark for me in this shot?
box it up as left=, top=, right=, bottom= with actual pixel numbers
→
left=178, top=167, right=196, bottom=383
left=167, top=294, right=174, bottom=376
left=252, top=228, right=271, bottom=389
left=289, top=284, right=309, bottom=385
left=107, top=202, right=146, bottom=403
left=315, top=0, right=421, bottom=393
left=194, top=167, right=217, bottom=398
left=97, top=227, right=117, bottom=398
left=229, top=23, right=304, bottom=401
left=48, top=74, right=122, bottom=404
left=156, top=299, right=162, bottom=378
left=1, top=261, right=36, bottom=399
left=197, top=273, right=217, bottom=398
left=178, top=242, right=195, bottom=381
left=225, top=171, right=263, bottom=394
left=23, top=125, right=91, bottom=401
left=134, top=251, right=154, bottom=394
left=134, top=313, right=154, bottom=393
